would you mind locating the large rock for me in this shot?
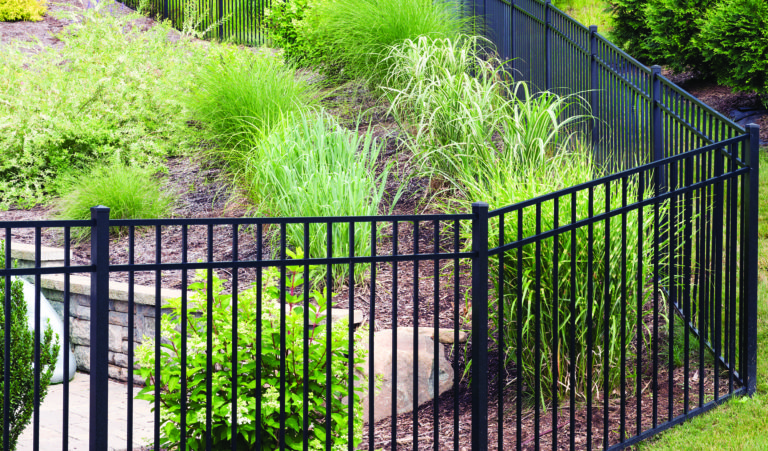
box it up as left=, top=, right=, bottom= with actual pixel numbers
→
left=19, top=278, right=77, bottom=384
left=358, top=328, right=454, bottom=424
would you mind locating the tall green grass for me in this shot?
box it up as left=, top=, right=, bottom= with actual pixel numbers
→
left=55, top=162, right=174, bottom=241
left=243, top=112, right=391, bottom=284
left=384, top=35, right=677, bottom=402
left=186, top=47, right=317, bottom=168
left=311, top=0, right=468, bottom=87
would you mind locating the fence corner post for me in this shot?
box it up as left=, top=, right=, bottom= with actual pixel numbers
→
left=651, top=65, right=666, bottom=193
left=589, top=25, right=599, bottom=153
left=471, top=201, right=489, bottom=451
left=89, top=206, right=110, bottom=451
left=545, top=0, right=552, bottom=90
left=744, top=124, right=760, bottom=396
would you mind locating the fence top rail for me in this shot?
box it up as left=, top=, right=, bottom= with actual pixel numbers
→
left=0, top=213, right=473, bottom=231
left=594, top=32, right=653, bottom=76
left=658, top=74, right=746, bottom=133
left=488, top=133, right=750, bottom=218
left=549, top=3, right=590, bottom=34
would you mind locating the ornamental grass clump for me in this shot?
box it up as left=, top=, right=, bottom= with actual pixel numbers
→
left=310, top=0, right=468, bottom=87
left=186, top=46, right=318, bottom=168
left=54, top=162, right=174, bottom=241
left=243, top=111, right=392, bottom=285
left=385, top=35, right=673, bottom=402
left=0, top=242, right=60, bottom=451
left=136, top=264, right=366, bottom=450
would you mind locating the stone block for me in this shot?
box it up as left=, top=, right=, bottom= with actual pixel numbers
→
left=109, top=324, right=126, bottom=353
left=359, top=328, right=454, bottom=424
left=74, top=345, right=90, bottom=372
left=109, top=311, right=129, bottom=327
left=114, top=352, right=129, bottom=368
left=114, top=300, right=130, bottom=313
left=72, top=303, right=90, bottom=320
left=70, top=318, right=90, bottom=346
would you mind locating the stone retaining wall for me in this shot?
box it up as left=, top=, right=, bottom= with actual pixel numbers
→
left=11, top=243, right=180, bottom=382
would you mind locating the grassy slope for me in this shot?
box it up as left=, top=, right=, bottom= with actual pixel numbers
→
left=637, top=149, right=768, bottom=450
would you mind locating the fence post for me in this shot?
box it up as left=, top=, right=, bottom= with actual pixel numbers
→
left=218, top=0, right=224, bottom=41
left=89, top=206, right=110, bottom=451
left=471, top=202, right=489, bottom=451
left=545, top=0, right=552, bottom=90
left=510, top=0, right=515, bottom=72
left=589, top=25, right=599, bottom=153
left=743, top=124, right=760, bottom=395
left=651, top=65, right=666, bottom=193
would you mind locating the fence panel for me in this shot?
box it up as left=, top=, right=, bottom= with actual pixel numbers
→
left=485, top=134, right=753, bottom=450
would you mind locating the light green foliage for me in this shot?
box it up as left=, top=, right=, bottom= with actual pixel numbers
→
left=310, top=0, right=467, bottom=87
left=385, top=36, right=587, bottom=187
left=698, top=0, right=768, bottom=103
left=0, top=1, right=210, bottom=208
left=554, top=0, right=613, bottom=34
left=643, top=0, right=717, bottom=73
left=0, top=242, right=60, bottom=451
left=136, top=263, right=367, bottom=450
left=0, top=0, right=45, bottom=21
left=54, top=162, right=175, bottom=240
left=244, top=112, right=391, bottom=285
left=262, top=0, right=331, bottom=67
left=186, top=46, right=317, bottom=166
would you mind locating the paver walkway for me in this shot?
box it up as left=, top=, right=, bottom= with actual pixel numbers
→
left=18, top=372, right=154, bottom=451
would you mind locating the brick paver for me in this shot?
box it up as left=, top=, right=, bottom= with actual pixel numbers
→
left=17, top=372, right=154, bottom=451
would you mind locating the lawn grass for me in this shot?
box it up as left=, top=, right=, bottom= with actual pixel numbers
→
left=637, top=149, right=768, bottom=450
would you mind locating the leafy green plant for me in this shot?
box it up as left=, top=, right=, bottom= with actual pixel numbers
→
left=186, top=46, right=317, bottom=167
left=136, top=260, right=367, bottom=450
left=698, top=0, right=768, bottom=103
left=310, top=0, right=468, bottom=87
left=0, top=241, right=60, bottom=451
left=243, top=111, right=392, bottom=285
left=644, top=0, right=717, bottom=73
left=0, top=0, right=210, bottom=208
left=54, top=162, right=175, bottom=240
left=0, top=0, right=45, bottom=22
left=262, top=0, right=331, bottom=67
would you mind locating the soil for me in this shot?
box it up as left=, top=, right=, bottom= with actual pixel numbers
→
left=0, top=3, right=754, bottom=450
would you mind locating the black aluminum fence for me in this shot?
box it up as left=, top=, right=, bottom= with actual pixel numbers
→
left=119, top=0, right=270, bottom=45
left=475, top=0, right=746, bottom=174
left=1, top=123, right=760, bottom=450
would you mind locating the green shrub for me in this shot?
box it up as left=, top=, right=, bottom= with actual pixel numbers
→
left=136, top=266, right=366, bottom=450
left=0, top=0, right=211, bottom=208
left=609, top=0, right=657, bottom=62
left=698, top=0, right=768, bottom=102
left=0, top=242, right=60, bottom=451
left=262, top=0, right=331, bottom=67
left=54, top=162, right=174, bottom=240
left=186, top=46, right=317, bottom=167
left=644, top=0, right=717, bottom=73
left=0, top=0, right=46, bottom=22
left=310, top=0, right=467, bottom=87
left=243, top=112, right=391, bottom=285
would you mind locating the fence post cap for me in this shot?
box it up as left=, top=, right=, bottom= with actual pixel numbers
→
left=746, top=123, right=761, bottom=131
left=651, top=65, right=662, bottom=74
left=90, top=205, right=110, bottom=211
left=471, top=202, right=489, bottom=209
left=589, top=25, right=598, bottom=32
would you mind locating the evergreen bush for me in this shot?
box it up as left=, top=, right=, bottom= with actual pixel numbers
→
left=698, top=0, right=768, bottom=103
left=644, top=0, right=717, bottom=73
left=0, top=242, right=60, bottom=451
left=609, top=0, right=657, bottom=63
